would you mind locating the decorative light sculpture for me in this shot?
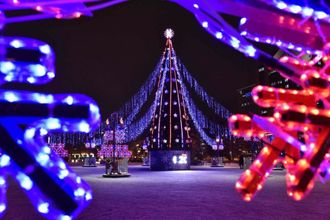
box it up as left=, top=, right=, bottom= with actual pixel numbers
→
left=0, top=1, right=128, bottom=218
left=0, top=37, right=100, bottom=218
left=169, top=0, right=330, bottom=201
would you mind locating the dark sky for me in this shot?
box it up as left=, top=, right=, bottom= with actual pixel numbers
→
left=3, top=0, right=261, bottom=120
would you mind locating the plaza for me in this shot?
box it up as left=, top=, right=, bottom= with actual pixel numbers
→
left=4, top=165, right=330, bottom=220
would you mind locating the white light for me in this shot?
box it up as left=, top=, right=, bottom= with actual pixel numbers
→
left=0, top=177, right=5, bottom=186
left=89, top=104, right=99, bottom=115
left=60, top=215, right=71, bottom=220
left=64, top=96, right=74, bottom=105
left=315, top=11, right=328, bottom=19
left=27, top=77, right=36, bottom=84
left=33, top=94, right=53, bottom=104
left=76, top=176, right=81, bottom=184
left=38, top=202, right=49, bottom=214
left=241, top=31, right=247, bottom=36
left=289, top=5, right=302, bottom=13
left=29, top=64, right=47, bottom=77
left=36, top=153, right=50, bottom=166
left=59, top=169, right=69, bottom=179
left=0, top=155, right=10, bottom=167
left=39, top=128, right=48, bottom=136
left=193, top=4, right=199, bottom=9
left=58, top=161, right=66, bottom=169
left=10, top=39, right=24, bottom=48
left=4, top=75, right=14, bottom=82
left=39, top=44, right=51, bottom=54
left=287, top=136, right=294, bottom=144
left=0, top=61, right=15, bottom=73
left=42, top=146, right=51, bottom=154
left=288, top=43, right=294, bottom=49
left=47, top=71, right=55, bottom=78
left=215, top=32, right=223, bottom=39
left=276, top=41, right=282, bottom=46
left=0, top=204, right=6, bottom=213
left=24, top=128, right=35, bottom=140
left=85, top=192, right=92, bottom=201
left=172, top=155, right=177, bottom=164
left=46, top=118, right=61, bottom=129
left=164, top=28, right=174, bottom=39
left=17, top=173, right=33, bottom=190
left=240, top=17, right=247, bottom=25
left=301, top=145, right=307, bottom=152
left=230, top=38, right=240, bottom=49
left=78, top=122, right=90, bottom=133
left=4, top=92, right=18, bottom=102
left=245, top=46, right=256, bottom=57
left=178, top=154, right=188, bottom=164
left=276, top=1, right=287, bottom=10
left=74, top=188, right=85, bottom=197
left=302, top=7, right=313, bottom=17
left=202, top=21, right=208, bottom=28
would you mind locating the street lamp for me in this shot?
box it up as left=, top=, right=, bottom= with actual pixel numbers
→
left=211, top=136, right=224, bottom=167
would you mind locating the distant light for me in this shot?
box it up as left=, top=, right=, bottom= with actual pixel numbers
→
left=164, top=28, right=174, bottom=39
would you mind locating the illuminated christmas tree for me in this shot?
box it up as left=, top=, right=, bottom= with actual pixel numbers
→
left=148, top=29, right=192, bottom=170
left=150, top=29, right=192, bottom=150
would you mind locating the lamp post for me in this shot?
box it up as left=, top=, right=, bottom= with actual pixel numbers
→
left=211, top=136, right=224, bottom=167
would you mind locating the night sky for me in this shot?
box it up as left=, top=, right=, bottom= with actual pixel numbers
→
left=3, top=0, right=262, bottom=120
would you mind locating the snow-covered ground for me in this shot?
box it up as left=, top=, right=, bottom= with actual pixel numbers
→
left=3, top=165, right=330, bottom=219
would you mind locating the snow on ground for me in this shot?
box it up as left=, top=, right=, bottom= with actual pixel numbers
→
left=3, top=165, right=330, bottom=219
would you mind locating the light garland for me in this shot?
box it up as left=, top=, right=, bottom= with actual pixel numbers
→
left=179, top=58, right=231, bottom=119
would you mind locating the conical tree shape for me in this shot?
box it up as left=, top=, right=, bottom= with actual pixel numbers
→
left=150, top=29, right=191, bottom=150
